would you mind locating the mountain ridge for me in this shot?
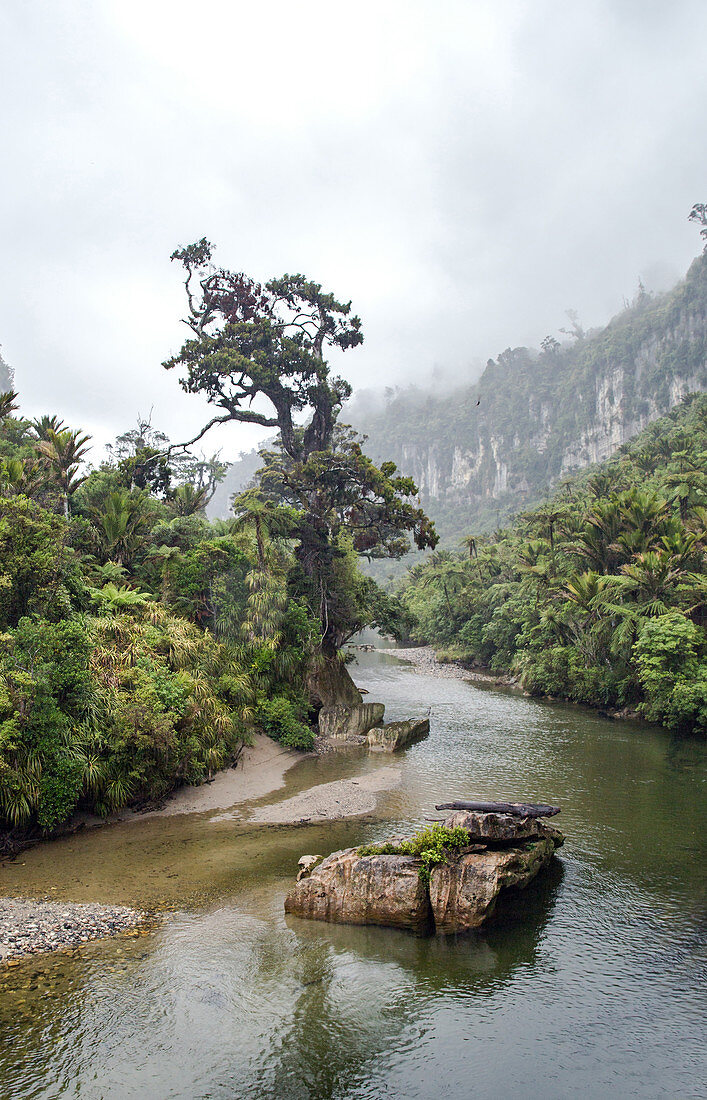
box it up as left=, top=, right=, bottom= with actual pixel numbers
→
left=348, top=252, right=707, bottom=540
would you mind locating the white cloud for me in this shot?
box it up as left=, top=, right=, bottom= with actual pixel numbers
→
left=1, top=0, right=705, bottom=459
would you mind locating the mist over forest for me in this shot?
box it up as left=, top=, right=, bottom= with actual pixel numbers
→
left=1, top=7, right=706, bottom=1096
left=3, top=0, right=707, bottom=459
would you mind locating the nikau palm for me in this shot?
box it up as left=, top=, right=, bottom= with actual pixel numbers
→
left=36, top=428, right=91, bottom=517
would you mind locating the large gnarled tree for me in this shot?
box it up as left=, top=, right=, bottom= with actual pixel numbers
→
left=164, top=239, right=437, bottom=655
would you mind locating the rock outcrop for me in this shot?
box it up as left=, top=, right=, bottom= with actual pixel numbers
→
left=367, top=717, right=430, bottom=752
left=285, top=848, right=433, bottom=932
left=429, top=838, right=557, bottom=934
left=319, top=702, right=386, bottom=740
left=442, top=810, right=564, bottom=846
left=308, top=655, right=387, bottom=740
left=308, top=655, right=364, bottom=710
left=285, top=811, right=564, bottom=935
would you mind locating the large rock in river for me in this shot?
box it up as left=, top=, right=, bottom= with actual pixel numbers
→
left=318, top=702, right=386, bottom=740
left=285, top=847, right=432, bottom=932
left=367, top=717, right=430, bottom=752
left=286, top=813, right=564, bottom=935
left=443, top=810, right=564, bottom=846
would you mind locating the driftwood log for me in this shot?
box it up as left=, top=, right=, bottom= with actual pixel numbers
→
left=435, top=800, right=560, bottom=818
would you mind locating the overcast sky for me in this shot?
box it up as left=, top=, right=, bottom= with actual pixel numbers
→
left=2, top=0, right=706, bottom=461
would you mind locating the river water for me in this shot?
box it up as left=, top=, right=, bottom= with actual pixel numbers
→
left=0, top=648, right=705, bottom=1099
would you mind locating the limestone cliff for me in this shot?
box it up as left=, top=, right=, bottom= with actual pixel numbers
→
left=352, top=254, right=707, bottom=539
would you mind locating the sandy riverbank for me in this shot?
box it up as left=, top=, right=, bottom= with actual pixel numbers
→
left=150, top=733, right=402, bottom=826
left=139, top=734, right=307, bottom=818
left=0, top=735, right=307, bottom=959
left=243, top=765, right=401, bottom=825
left=0, top=735, right=399, bottom=958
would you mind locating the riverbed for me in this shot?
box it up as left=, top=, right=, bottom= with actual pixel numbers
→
left=1, top=645, right=705, bottom=1099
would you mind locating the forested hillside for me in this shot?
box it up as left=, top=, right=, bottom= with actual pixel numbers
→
left=351, top=254, right=707, bottom=540
left=399, top=394, right=707, bottom=734
left=0, top=398, right=328, bottom=843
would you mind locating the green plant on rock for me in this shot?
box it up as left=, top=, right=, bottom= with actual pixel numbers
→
left=359, top=824, right=471, bottom=884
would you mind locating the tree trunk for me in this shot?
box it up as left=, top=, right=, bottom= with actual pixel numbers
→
left=435, top=800, right=560, bottom=818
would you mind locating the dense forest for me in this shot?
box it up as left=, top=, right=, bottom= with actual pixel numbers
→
left=2, top=234, right=706, bottom=845
left=0, top=399, right=417, bottom=840
left=399, top=394, right=707, bottom=734
left=0, top=249, right=431, bottom=843
left=0, top=402, right=325, bottom=839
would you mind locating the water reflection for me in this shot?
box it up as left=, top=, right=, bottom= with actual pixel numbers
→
left=0, top=860, right=565, bottom=1100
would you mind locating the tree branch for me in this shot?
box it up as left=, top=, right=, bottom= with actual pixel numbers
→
left=159, top=414, right=231, bottom=455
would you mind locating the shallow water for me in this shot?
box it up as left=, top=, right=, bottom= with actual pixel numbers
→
left=1, top=648, right=705, bottom=1099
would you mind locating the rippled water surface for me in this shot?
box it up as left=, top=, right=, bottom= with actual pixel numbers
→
left=1, top=647, right=705, bottom=1099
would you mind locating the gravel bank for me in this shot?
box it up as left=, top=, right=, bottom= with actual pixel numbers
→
left=387, top=645, right=508, bottom=683
left=0, top=896, right=146, bottom=961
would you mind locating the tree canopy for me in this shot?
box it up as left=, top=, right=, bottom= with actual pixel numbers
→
left=165, top=240, right=437, bottom=653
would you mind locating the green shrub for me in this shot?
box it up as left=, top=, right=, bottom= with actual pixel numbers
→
left=0, top=616, right=94, bottom=829
left=0, top=607, right=253, bottom=830
left=257, top=695, right=315, bottom=751
left=359, top=824, right=471, bottom=884
left=0, top=496, right=86, bottom=628
left=37, top=755, right=84, bottom=832
left=634, top=614, right=707, bottom=732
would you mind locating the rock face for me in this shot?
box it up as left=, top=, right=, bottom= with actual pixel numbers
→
left=308, top=655, right=388, bottom=740
left=443, top=810, right=564, bottom=846
left=367, top=717, right=430, bottom=752
left=285, top=812, right=564, bottom=935
left=285, top=848, right=432, bottom=932
left=307, top=656, right=364, bottom=709
left=429, top=839, right=557, bottom=934
left=319, top=702, right=386, bottom=740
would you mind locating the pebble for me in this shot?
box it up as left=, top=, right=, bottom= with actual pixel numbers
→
left=0, top=897, right=146, bottom=962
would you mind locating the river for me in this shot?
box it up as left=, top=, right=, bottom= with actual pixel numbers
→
left=0, top=647, right=705, bottom=1099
